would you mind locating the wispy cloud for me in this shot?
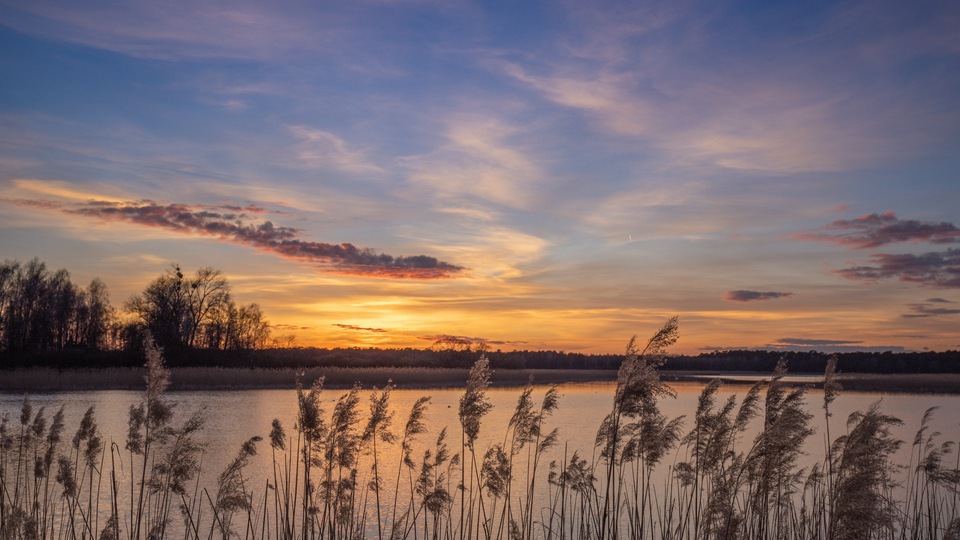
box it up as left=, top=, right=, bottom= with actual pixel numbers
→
left=499, top=1, right=960, bottom=174
left=403, top=115, right=541, bottom=209
left=503, top=64, right=649, bottom=136
left=3, top=198, right=463, bottom=279
left=724, top=290, right=794, bottom=302
left=775, top=338, right=860, bottom=346
left=835, top=249, right=960, bottom=289
left=333, top=324, right=388, bottom=334
left=289, top=126, right=384, bottom=174
left=702, top=338, right=910, bottom=353
left=273, top=323, right=313, bottom=331
left=902, top=300, right=960, bottom=318
left=794, top=211, right=960, bottom=249
left=769, top=337, right=907, bottom=353
left=10, top=179, right=130, bottom=204
left=0, top=1, right=327, bottom=61
left=418, top=334, right=527, bottom=348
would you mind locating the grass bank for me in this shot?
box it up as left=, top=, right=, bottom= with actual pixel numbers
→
left=0, top=366, right=619, bottom=392
left=2, top=366, right=959, bottom=394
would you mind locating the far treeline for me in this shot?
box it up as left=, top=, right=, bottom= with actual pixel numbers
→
left=103, top=345, right=958, bottom=374
left=2, top=257, right=959, bottom=373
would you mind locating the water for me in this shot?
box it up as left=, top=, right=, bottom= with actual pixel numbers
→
left=2, top=380, right=958, bottom=537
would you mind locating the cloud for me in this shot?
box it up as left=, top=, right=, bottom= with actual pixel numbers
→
left=769, top=338, right=907, bottom=353
left=3, top=198, right=464, bottom=279
left=0, top=198, right=64, bottom=211
left=333, top=324, right=389, bottom=334
left=0, top=1, right=325, bottom=61
left=496, top=1, right=960, bottom=175
left=925, top=297, right=954, bottom=303
left=289, top=126, right=384, bottom=174
left=794, top=211, right=960, bottom=249
left=418, top=334, right=527, bottom=348
left=502, top=63, right=649, bottom=137
left=902, top=302, right=960, bottom=318
left=403, top=115, right=541, bottom=209
left=705, top=338, right=910, bottom=353
left=218, top=203, right=268, bottom=214
left=10, top=179, right=130, bottom=204
left=273, top=323, right=312, bottom=331
left=835, top=248, right=960, bottom=289
left=724, top=290, right=794, bottom=302
left=775, top=338, right=862, bottom=346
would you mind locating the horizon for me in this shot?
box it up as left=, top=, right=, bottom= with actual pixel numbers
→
left=1, top=1, right=958, bottom=355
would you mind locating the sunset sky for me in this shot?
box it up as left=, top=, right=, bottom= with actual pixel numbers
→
left=1, top=0, right=958, bottom=354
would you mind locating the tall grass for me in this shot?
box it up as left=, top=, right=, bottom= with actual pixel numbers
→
left=2, top=322, right=959, bottom=539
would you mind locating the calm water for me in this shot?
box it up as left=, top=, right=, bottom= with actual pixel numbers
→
left=2, top=381, right=958, bottom=535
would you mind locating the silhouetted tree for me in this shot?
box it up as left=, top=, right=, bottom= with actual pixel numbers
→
left=126, top=264, right=190, bottom=353
left=126, top=264, right=269, bottom=353
left=0, top=258, right=115, bottom=361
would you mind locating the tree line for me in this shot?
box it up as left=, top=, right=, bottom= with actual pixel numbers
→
left=98, top=344, right=958, bottom=375
left=0, top=258, right=272, bottom=367
left=0, top=259, right=112, bottom=355
left=3, top=257, right=958, bottom=373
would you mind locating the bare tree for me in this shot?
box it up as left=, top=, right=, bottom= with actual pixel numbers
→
left=0, top=258, right=115, bottom=359
left=127, top=264, right=269, bottom=353
left=183, top=267, right=230, bottom=348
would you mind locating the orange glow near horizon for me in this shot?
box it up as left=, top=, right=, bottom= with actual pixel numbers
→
left=1, top=1, right=958, bottom=357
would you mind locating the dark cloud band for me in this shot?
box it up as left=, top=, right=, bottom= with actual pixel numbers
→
left=334, top=324, right=389, bottom=333
left=724, top=290, right=794, bottom=302
left=835, top=248, right=960, bottom=289
left=58, top=200, right=464, bottom=279
left=902, top=302, right=960, bottom=318
left=795, top=211, right=960, bottom=249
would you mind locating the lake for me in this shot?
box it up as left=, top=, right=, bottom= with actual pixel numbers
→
left=2, top=379, right=958, bottom=539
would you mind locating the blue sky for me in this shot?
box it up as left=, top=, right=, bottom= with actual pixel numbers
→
left=1, top=0, right=958, bottom=353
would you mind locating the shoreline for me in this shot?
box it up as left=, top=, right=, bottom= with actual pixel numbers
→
left=0, top=366, right=619, bottom=392
left=2, top=366, right=959, bottom=394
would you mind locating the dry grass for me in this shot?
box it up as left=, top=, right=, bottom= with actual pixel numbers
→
left=6, top=367, right=960, bottom=394
left=0, top=367, right=619, bottom=392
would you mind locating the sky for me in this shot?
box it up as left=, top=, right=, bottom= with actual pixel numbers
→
left=1, top=0, right=958, bottom=355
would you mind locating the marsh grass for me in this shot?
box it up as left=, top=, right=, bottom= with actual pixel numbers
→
left=2, top=322, right=959, bottom=539
left=0, top=367, right=620, bottom=392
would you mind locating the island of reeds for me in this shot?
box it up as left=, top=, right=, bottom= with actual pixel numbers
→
left=2, top=319, right=959, bottom=540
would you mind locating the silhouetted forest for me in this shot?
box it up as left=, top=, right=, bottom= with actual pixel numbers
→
left=4, top=342, right=959, bottom=374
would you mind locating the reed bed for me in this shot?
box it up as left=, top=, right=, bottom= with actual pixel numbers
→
left=1, top=321, right=958, bottom=539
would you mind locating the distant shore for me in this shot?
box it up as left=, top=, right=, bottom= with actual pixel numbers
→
left=2, top=366, right=959, bottom=394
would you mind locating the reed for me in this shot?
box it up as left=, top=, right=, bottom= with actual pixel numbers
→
left=1, top=322, right=958, bottom=539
